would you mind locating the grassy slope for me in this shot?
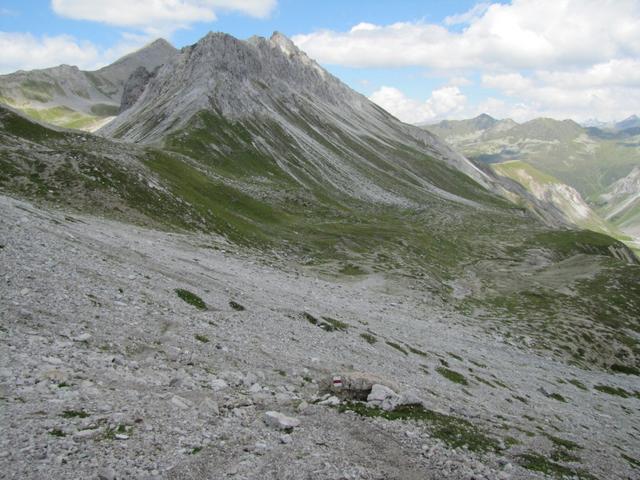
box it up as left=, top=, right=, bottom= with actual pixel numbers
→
left=1, top=105, right=639, bottom=373
left=492, top=160, right=616, bottom=235
left=428, top=118, right=640, bottom=240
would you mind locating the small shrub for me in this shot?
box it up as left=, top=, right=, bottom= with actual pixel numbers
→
left=549, top=392, right=567, bottom=402
left=229, top=301, right=245, bottom=311
left=195, top=334, right=209, bottom=343
left=49, top=429, right=66, bottom=437
left=321, top=316, right=349, bottom=331
left=175, top=289, right=207, bottom=310
left=360, top=333, right=377, bottom=344
left=303, top=312, right=318, bottom=325
left=568, top=379, right=588, bottom=391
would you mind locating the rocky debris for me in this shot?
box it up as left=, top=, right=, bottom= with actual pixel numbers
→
left=263, top=411, right=300, bottom=430
left=0, top=195, right=636, bottom=480
left=367, top=384, right=401, bottom=411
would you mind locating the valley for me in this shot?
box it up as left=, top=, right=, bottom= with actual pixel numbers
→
left=1, top=30, right=639, bottom=480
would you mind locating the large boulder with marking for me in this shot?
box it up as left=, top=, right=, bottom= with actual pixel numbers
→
left=322, top=372, right=399, bottom=400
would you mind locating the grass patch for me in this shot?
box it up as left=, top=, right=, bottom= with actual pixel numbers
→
left=406, top=345, right=428, bottom=357
left=321, top=316, right=349, bottom=332
left=303, top=312, right=319, bottom=325
left=338, top=402, right=500, bottom=453
left=611, top=364, right=640, bottom=375
left=549, top=393, right=567, bottom=402
left=386, top=341, right=408, bottom=355
left=622, top=453, right=640, bottom=468
left=474, top=376, right=496, bottom=388
left=339, top=263, right=366, bottom=275
left=568, top=379, right=588, bottom=391
left=104, top=424, right=128, bottom=440
left=518, top=453, right=596, bottom=479
left=436, top=367, right=469, bottom=386
left=360, top=332, right=377, bottom=344
left=175, top=288, right=207, bottom=310
left=49, top=428, right=66, bottom=437
left=195, top=334, right=209, bottom=343
left=303, top=312, right=348, bottom=332
left=546, top=434, right=581, bottom=450
left=594, top=384, right=635, bottom=398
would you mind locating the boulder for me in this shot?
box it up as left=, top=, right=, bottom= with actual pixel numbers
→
left=323, top=372, right=399, bottom=400
left=367, top=384, right=401, bottom=411
left=263, top=411, right=300, bottom=430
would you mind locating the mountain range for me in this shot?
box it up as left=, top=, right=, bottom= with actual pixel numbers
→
left=1, top=31, right=639, bottom=480
left=0, top=39, right=177, bottom=131
left=426, top=114, right=640, bottom=248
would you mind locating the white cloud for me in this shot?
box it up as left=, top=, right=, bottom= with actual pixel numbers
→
left=369, top=85, right=467, bottom=124
left=0, top=32, right=151, bottom=73
left=292, top=0, right=640, bottom=70
left=293, top=0, right=640, bottom=122
left=444, top=2, right=490, bottom=26
left=51, top=0, right=277, bottom=35
left=0, top=32, right=99, bottom=73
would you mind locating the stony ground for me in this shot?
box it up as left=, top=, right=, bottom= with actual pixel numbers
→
left=1, top=194, right=638, bottom=480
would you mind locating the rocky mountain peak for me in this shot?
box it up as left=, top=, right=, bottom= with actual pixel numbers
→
left=269, top=31, right=298, bottom=55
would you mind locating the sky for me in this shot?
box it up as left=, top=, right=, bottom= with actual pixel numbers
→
left=1, top=0, right=639, bottom=124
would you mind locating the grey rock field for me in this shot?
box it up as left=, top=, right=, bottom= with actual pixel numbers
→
left=1, top=194, right=639, bottom=479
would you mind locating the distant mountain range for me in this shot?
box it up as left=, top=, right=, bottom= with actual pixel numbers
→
left=581, top=114, right=640, bottom=131
left=0, top=39, right=176, bottom=131
left=425, top=114, right=640, bottom=247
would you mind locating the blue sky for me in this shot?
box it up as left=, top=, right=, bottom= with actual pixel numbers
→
left=1, top=1, right=639, bottom=123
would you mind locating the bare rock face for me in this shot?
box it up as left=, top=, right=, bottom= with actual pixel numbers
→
left=120, top=66, right=157, bottom=113
left=0, top=38, right=177, bottom=130
left=100, top=31, right=504, bottom=205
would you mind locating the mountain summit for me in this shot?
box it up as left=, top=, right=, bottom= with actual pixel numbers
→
left=0, top=39, right=177, bottom=131
left=101, top=31, right=497, bottom=205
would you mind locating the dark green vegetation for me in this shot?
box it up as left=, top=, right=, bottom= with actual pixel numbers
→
left=229, top=301, right=245, bottom=311
left=568, top=379, right=588, bottom=391
left=61, top=410, right=89, bottom=419
left=1, top=105, right=639, bottom=372
left=594, top=385, right=640, bottom=398
left=175, top=289, right=207, bottom=310
left=195, top=334, right=209, bottom=343
left=338, top=402, right=500, bottom=453
left=518, top=453, right=596, bottom=479
left=436, top=367, right=469, bottom=386
left=610, top=364, right=640, bottom=375
left=360, top=333, right=377, bottom=344
left=426, top=115, right=640, bottom=238
left=622, top=453, right=640, bottom=469
left=386, top=341, right=408, bottom=355
left=48, top=429, right=66, bottom=437
left=303, top=312, right=348, bottom=332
